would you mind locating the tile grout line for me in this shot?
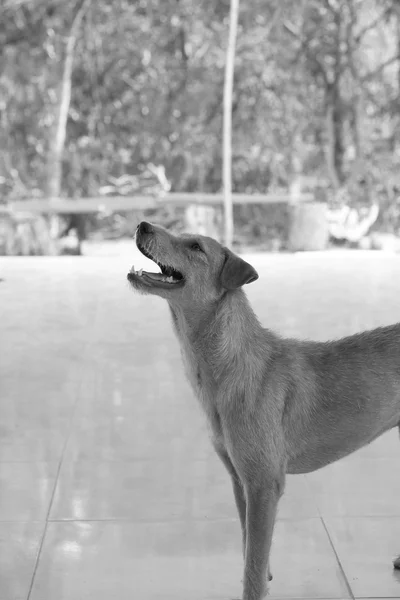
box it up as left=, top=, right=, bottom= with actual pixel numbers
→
left=303, top=473, right=324, bottom=519
left=26, top=304, right=101, bottom=600
left=294, top=477, right=356, bottom=599
left=320, top=516, right=355, bottom=600
left=25, top=371, right=86, bottom=600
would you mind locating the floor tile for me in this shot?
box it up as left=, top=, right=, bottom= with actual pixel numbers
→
left=0, top=392, right=75, bottom=424
left=306, top=458, right=400, bottom=517
left=0, top=377, right=77, bottom=462
left=0, top=259, right=100, bottom=335
left=72, top=353, right=195, bottom=424
left=0, top=462, right=58, bottom=520
left=30, top=518, right=348, bottom=600
left=63, top=346, right=212, bottom=462
left=0, top=341, right=84, bottom=462
left=279, top=476, right=320, bottom=519
left=0, top=417, right=70, bottom=462
left=2, top=254, right=400, bottom=600
left=64, top=395, right=211, bottom=462
left=50, top=457, right=234, bottom=521
left=248, top=252, right=400, bottom=341
left=64, top=410, right=211, bottom=461
left=324, top=517, right=400, bottom=598
left=0, top=521, right=44, bottom=600
left=30, top=520, right=243, bottom=600
left=268, top=519, right=350, bottom=598
left=50, top=459, right=318, bottom=522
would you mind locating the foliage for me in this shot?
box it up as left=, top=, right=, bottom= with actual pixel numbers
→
left=1, top=0, right=400, bottom=234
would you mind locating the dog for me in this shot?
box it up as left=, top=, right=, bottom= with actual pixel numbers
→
left=127, top=221, right=400, bottom=600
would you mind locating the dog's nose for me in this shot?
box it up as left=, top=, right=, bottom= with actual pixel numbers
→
left=138, top=221, right=154, bottom=235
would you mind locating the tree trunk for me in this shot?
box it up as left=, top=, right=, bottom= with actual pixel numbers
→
left=325, top=6, right=345, bottom=191
left=396, top=3, right=400, bottom=149
left=46, top=0, right=91, bottom=201
left=325, top=85, right=345, bottom=191
left=223, top=0, right=239, bottom=249
left=222, top=0, right=284, bottom=248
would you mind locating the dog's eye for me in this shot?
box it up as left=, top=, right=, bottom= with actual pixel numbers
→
left=191, top=242, right=203, bottom=252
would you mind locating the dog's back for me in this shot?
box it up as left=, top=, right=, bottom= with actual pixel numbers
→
left=284, top=323, right=400, bottom=473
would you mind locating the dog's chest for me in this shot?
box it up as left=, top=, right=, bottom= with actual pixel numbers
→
left=180, top=348, right=214, bottom=407
left=172, top=312, right=224, bottom=434
left=180, top=349, right=226, bottom=443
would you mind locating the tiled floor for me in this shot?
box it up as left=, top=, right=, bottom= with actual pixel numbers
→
left=1, top=250, right=400, bottom=600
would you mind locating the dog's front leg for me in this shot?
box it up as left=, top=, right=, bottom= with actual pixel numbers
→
left=214, top=445, right=247, bottom=556
left=242, top=473, right=285, bottom=600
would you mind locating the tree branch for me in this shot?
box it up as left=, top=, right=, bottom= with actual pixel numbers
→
left=282, top=20, right=300, bottom=38
left=354, top=6, right=391, bottom=44
left=264, top=1, right=285, bottom=39
left=361, top=53, right=400, bottom=82
left=283, top=20, right=330, bottom=86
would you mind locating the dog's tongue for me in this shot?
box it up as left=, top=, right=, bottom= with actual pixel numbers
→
left=145, top=271, right=177, bottom=284
left=144, top=271, right=165, bottom=280
left=129, top=264, right=178, bottom=284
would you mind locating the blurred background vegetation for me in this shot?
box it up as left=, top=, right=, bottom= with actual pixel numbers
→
left=1, top=0, right=400, bottom=253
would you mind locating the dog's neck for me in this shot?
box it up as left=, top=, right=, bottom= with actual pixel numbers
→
left=169, top=288, right=255, bottom=341
left=168, top=289, right=273, bottom=402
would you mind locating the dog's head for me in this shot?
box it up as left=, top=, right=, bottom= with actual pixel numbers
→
left=127, top=221, right=258, bottom=305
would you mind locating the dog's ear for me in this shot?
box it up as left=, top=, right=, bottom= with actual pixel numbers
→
left=220, top=248, right=259, bottom=290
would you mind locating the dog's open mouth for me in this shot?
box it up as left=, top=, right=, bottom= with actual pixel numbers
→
left=127, top=241, right=184, bottom=289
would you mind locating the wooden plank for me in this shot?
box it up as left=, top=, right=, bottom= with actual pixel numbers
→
left=0, top=196, right=158, bottom=215
left=160, top=193, right=313, bottom=205
left=0, top=192, right=313, bottom=215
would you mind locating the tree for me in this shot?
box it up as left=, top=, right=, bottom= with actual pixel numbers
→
left=46, top=0, right=91, bottom=200
left=1, top=0, right=400, bottom=243
left=223, top=0, right=239, bottom=248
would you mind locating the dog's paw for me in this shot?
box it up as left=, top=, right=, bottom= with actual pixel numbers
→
left=239, top=587, right=269, bottom=600
left=394, top=555, right=400, bottom=570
